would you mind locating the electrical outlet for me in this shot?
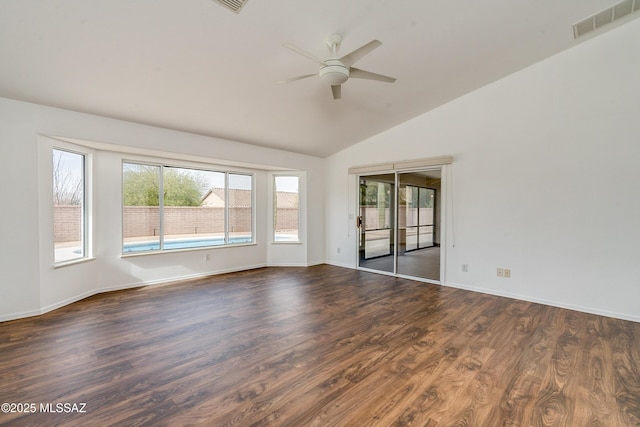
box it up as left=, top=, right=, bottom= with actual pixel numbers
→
left=462, top=264, right=468, bottom=272
left=504, top=269, right=511, bottom=278
left=205, top=253, right=211, bottom=262
left=497, top=268, right=504, bottom=277
left=337, top=247, right=341, bottom=254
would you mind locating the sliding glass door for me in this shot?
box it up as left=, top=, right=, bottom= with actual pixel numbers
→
left=357, top=174, right=395, bottom=273
left=358, top=169, right=442, bottom=282
left=397, top=171, right=440, bottom=281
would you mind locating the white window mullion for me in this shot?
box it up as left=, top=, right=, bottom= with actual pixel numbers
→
left=159, top=165, right=165, bottom=250
left=81, top=154, right=87, bottom=258
left=224, top=172, right=229, bottom=245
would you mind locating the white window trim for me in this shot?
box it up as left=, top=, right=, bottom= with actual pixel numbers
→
left=51, top=144, right=94, bottom=266
left=272, top=173, right=302, bottom=244
left=348, top=155, right=453, bottom=175
left=121, top=158, right=256, bottom=255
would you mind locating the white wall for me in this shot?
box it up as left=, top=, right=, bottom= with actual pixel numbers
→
left=0, top=99, right=325, bottom=321
left=0, top=101, right=41, bottom=318
left=326, top=19, right=640, bottom=322
left=2, top=18, right=639, bottom=323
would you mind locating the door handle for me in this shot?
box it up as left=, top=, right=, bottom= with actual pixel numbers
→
left=356, top=216, right=363, bottom=229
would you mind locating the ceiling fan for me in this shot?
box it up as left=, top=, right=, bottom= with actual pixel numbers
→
left=281, top=34, right=396, bottom=100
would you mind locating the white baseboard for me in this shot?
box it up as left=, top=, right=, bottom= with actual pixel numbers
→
left=1, top=263, right=267, bottom=323
left=441, top=280, right=640, bottom=323
left=319, top=264, right=640, bottom=323
left=0, top=308, right=45, bottom=323
left=5, top=265, right=636, bottom=324
left=266, top=262, right=309, bottom=267
left=325, top=260, right=354, bottom=269
left=306, top=260, right=327, bottom=267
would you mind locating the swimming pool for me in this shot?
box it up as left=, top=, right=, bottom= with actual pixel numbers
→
left=124, top=236, right=253, bottom=253
left=123, top=234, right=299, bottom=253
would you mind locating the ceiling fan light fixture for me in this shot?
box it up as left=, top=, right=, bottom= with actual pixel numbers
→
left=281, top=36, right=395, bottom=100
left=319, top=60, right=350, bottom=85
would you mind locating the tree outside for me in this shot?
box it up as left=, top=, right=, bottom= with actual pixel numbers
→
left=53, top=149, right=83, bottom=205
left=123, top=164, right=210, bottom=207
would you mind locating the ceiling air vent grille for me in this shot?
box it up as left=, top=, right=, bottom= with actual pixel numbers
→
left=212, top=0, right=249, bottom=14
left=573, top=0, right=640, bottom=38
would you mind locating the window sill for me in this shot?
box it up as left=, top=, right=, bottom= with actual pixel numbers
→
left=120, top=242, right=258, bottom=258
left=53, top=257, right=96, bottom=269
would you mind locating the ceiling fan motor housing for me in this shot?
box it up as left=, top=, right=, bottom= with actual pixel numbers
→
left=319, top=59, right=350, bottom=85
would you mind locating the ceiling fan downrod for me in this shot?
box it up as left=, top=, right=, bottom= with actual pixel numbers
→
left=320, top=34, right=349, bottom=86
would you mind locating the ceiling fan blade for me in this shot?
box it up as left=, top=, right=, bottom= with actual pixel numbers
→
left=349, top=67, right=396, bottom=83
left=331, top=85, right=341, bottom=100
left=339, top=40, right=382, bottom=67
left=278, top=74, right=316, bottom=84
left=282, top=43, right=325, bottom=65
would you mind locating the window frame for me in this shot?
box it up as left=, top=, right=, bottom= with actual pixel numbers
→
left=52, top=146, right=91, bottom=266
left=272, top=174, right=301, bottom=244
left=121, top=159, right=255, bottom=255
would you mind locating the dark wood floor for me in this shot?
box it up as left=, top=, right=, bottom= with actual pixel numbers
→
left=360, top=246, right=441, bottom=281
left=1, top=265, right=639, bottom=426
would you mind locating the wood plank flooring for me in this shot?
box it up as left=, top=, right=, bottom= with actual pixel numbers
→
left=1, top=264, right=639, bottom=426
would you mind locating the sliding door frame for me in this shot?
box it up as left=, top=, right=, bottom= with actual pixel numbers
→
left=355, top=164, right=448, bottom=285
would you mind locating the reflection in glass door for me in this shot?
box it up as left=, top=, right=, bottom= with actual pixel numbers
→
left=397, top=171, right=440, bottom=281
left=357, top=174, right=395, bottom=273
left=402, top=186, right=435, bottom=252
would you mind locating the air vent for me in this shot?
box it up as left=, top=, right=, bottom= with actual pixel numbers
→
left=212, top=0, right=249, bottom=14
left=573, top=0, right=640, bottom=38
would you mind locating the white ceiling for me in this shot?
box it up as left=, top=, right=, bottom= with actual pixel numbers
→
left=0, top=0, right=631, bottom=157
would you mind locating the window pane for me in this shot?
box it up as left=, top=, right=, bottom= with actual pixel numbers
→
left=274, top=176, right=299, bottom=242
left=406, top=186, right=418, bottom=227
left=122, top=162, right=255, bottom=254
left=418, top=188, right=435, bottom=249
left=418, top=188, right=434, bottom=226
left=53, top=149, right=85, bottom=263
left=418, top=225, right=434, bottom=247
left=122, top=163, right=161, bottom=253
left=164, top=167, right=224, bottom=250
left=228, top=173, right=253, bottom=244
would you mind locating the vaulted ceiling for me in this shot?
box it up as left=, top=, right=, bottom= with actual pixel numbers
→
left=0, top=0, right=634, bottom=157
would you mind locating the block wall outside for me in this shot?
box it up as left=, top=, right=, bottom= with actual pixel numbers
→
left=122, top=207, right=250, bottom=238
left=361, top=207, right=433, bottom=229
left=53, top=205, right=82, bottom=243
left=54, top=206, right=299, bottom=242
left=274, top=208, right=299, bottom=232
